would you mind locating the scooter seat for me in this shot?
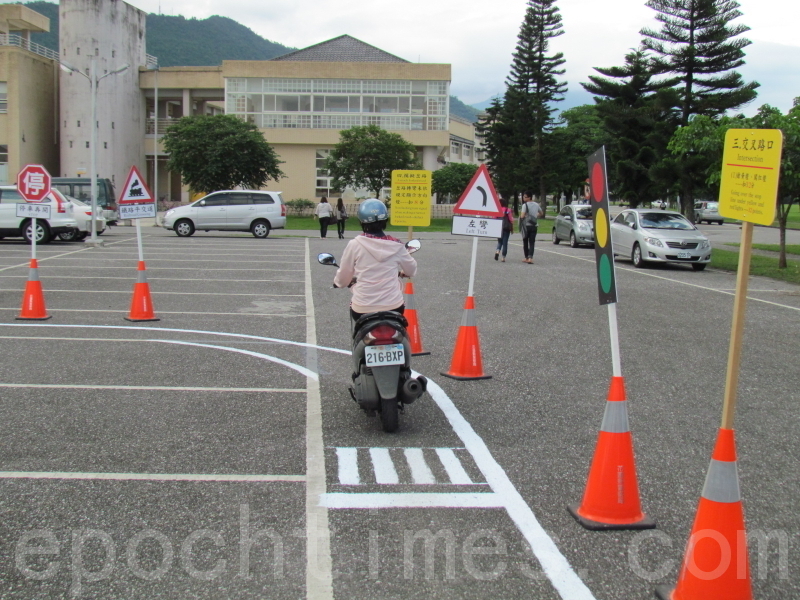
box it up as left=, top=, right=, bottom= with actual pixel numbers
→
left=353, top=311, right=408, bottom=338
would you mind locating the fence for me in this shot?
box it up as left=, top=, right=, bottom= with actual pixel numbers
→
left=287, top=202, right=459, bottom=219
left=0, top=33, right=59, bottom=61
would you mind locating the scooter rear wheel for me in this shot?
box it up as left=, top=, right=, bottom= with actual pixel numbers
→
left=380, top=397, right=399, bottom=433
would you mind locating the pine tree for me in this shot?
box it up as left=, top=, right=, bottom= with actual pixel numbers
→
left=641, top=0, right=759, bottom=216
left=504, top=0, right=568, bottom=207
left=582, top=49, right=680, bottom=206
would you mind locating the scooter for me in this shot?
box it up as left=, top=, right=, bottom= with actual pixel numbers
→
left=318, top=239, right=427, bottom=432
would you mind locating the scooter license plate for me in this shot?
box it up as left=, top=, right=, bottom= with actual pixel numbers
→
left=365, top=344, right=405, bottom=366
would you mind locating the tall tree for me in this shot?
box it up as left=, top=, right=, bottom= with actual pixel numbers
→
left=325, top=125, right=419, bottom=198
left=641, top=0, right=759, bottom=218
left=504, top=0, right=568, bottom=208
left=582, top=48, right=680, bottom=207
left=476, top=98, right=521, bottom=209
left=162, top=114, right=284, bottom=193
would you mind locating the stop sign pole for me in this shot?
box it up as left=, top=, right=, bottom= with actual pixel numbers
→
left=17, top=164, right=52, bottom=260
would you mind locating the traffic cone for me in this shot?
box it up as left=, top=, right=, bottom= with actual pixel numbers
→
left=17, top=259, right=51, bottom=320
left=655, top=428, right=752, bottom=600
left=568, top=376, right=654, bottom=529
left=403, top=281, right=429, bottom=356
left=125, top=261, right=159, bottom=322
left=440, top=296, right=491, bottom=380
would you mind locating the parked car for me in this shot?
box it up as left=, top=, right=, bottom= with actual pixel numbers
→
left=694, top=200, right=724, bottom=225
left=56, top=195, right=107, bottom=241
left=0, top=185, right=77, bottom=244
left=610, top=209, right=711, bottom=271
left=51, top=177, right=119, bottom=225
left=162, top=190, right=287, bottom=238
left=552, top=204, right=594, bottom=247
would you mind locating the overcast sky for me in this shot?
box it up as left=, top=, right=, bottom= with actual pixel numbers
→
left=132, top=0, right=799, bottom=113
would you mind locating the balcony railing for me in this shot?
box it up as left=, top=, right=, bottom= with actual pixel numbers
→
left=0, top=33, right=59, bottom=61
left=146, top=54, right=158, bottom=68
left=146, top=118, right=176, bottom=135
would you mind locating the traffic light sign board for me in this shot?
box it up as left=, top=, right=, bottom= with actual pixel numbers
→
left=588, top=147, right=617, bottom=305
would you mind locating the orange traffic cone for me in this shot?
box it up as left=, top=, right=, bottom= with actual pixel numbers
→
left=440, top=296, right=490, bottom=380
left=125, top=261, right=159, bottom=322
left=568, top=376, right=654, bottom=529
left=403, top=281, right=429, bottom=356
left=17, top=259, right=51, bottom=320
left=655, top=428, right=752, bottom=600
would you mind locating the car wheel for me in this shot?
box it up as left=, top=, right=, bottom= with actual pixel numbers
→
left=552, top=229, right=560, bottom=244
left=569, top=231, right=578, bottom=248
left=77, top=232, right=88, bottom=240
left=174, top=219, right=195, bottom=237
left=251, top=220, right=270, bottom=238
left=692, top=263, right=707, bottom=271
left=58, top=228, right=80, bottom=242
left=24, top=220, right=51, bottom=244
left=380, top=397, right=399, bottom=433
left=632, top=243, right=646, bottom=268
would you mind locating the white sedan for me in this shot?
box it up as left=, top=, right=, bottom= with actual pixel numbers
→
left=610, top=209, right=711, bottom=271
left=57, top=195, right=107, bottom=241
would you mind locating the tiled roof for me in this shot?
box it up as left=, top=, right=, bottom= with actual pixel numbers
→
left=271, top=35, right=409, bottom=63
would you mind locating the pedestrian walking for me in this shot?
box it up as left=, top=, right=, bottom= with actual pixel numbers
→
left=336, top=198, right=348, bottom=239
left=494, top=197, right=513, bottom=262
left=519, top=191, right=543, bottom=264
left=314, top=197, right=335, bottom=239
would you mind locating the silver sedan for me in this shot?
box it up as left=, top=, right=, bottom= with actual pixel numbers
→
left=552, top=203, right=594, bottom=247
left=610, top=209, right=711, bottom=271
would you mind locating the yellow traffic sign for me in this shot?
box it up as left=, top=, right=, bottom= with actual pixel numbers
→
left=718, top=129, right=783, bottom=226
left=390, top=170, right=431, bottom=227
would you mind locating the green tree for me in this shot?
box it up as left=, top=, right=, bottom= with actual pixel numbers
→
left=431, top=163, right=478, bottom=203
left=582, top=48, right=680, bottom=207
left=476, top=98, right=522, bottom=210
left=162, top=114, right=283, bottom=193
left=641, top=0, right=759, bottom=219
left=504, top=0, right=568, bottom=208
left=325, top=125, right=420, bottom=198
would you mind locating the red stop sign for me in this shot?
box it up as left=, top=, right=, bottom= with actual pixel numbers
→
left=17, top=164, right=52, bottom=202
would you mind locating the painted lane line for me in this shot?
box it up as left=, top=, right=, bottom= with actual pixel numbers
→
left=29, top=258, right=306, bottom=264
left=0, top=275, right=307, bottom=285
left=435, top=448, right=474, bottom=485
left=321, top=493, right=503, bottom=509
left=0, top=471, right=305, bottom=482
left=0, top=237, right=133, bottom=272
left=27, top=289, right=305, bottom=296
left=0, top=309, right=306, bottom=317
left=404, top=448, right=436, bottom=484
left=369, top=448, right=399, bottom=484
left=0, top=383, right=305, bottom=393
left=335, top=448, right=360, bottom=486
left=6, top=265, right=304, bottom=274
left=422, top=376, right=596, bottom=600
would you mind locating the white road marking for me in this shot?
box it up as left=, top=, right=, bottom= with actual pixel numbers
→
left=369, top=448, right=399, bottom=484
left=6, top=265, right=303, bottom=273
left=0, top=471, right=304, bottom=482
left=0, top=309, right=305, bottom=317
left=436, top=447, right=474, bottom=484
left=0, top=275, right=306, bottom=285
left=321, top=493, right=504, bottom=509
left=0, top=383, right=304, bottom=393
left=335, top=448, right=360, bottom=485
left=24, top=289, right=303, bottom=296
left=23, top=257, right=306, bottom=264
left=0, top=237, right=133, bottom=272
left=404, top=448, right=436, bottom=484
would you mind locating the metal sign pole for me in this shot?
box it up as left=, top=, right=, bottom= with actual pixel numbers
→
left=607, top=303, right=622, bottom=377
left=136, top=218, right=144, bottom=263
left=31, top=217, right=37, bottom=261
left=467, top=236, right=478, bottom=297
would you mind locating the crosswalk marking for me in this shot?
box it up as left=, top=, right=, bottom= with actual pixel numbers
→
left=404, top=448, right=435, bottom=484
left=332, top=447, right=481, bottom=486
left=435, top=448, right=474, bottom=485
left=369, top=448, right=399, bottom=484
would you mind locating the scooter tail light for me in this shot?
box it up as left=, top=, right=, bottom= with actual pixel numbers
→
left=365, top=325, right=402, bottom=345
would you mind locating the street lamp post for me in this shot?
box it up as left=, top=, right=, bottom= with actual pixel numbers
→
left=147, top=61, right=159, bottom=226
left=60, top=57, right=129, bottom=246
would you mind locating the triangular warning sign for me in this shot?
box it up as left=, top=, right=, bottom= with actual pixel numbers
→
left=453, top=164, right=503, bottom=217
left=119, top=166, right=154, bottom=204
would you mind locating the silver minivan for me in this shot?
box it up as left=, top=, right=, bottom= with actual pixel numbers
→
left=162, top=190, right=287, bottom=238
left=694, top=201, right=724, bottom=225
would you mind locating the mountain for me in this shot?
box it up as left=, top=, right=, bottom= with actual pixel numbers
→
left=24, top=1, right=294, bottom=65
left=471, top=87, right=595, bottom=115
left=450, top=96, right=481, bottom=123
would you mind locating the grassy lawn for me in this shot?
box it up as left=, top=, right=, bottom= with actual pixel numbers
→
left=726, top=243, right=800, bottom=256
left=285, top=216, right=555, bottom=234
left=711, top=248, right=800, bottom=284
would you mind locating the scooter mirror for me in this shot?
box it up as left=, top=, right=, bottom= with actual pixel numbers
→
left=318, top=253, right=338, bottom=266
left=405, top=239, right=421, bottom=254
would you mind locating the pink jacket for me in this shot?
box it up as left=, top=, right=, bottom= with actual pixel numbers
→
left=334, top=234, right=417, bottom=313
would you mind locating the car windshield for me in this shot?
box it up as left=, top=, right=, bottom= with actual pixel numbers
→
left=575, top=207, right=592, bottom=220
left=639, top=212, right=694, bottom=230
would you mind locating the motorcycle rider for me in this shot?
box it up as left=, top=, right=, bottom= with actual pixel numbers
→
left=333, top=199, right=417, bottom=323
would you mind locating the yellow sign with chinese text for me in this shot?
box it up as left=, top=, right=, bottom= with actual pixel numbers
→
left=718, top=129, right=783, bottom=226
left=390, top=170, right=431, bottom=227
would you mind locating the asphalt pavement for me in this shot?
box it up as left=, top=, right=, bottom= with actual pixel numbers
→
left=0, top=222, right=797, bottom=599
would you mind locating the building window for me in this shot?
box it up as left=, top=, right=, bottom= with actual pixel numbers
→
left=77, top=120, right=81, bottom=127
left=0, top=144, right=7, bottom=182
left=103, top=142, right=107, bottom=149
left=111, top=122, right=115, bottom=129
left=0, top=82, right=7, bottom=113
left=315, top=149, right=335, bottom=198
left=95, top=48, right=99, bottom=56
left=112, top=50, right=116, bottom=58
left=451, top=142, right=460, bottom=157
left=69, top=141, right=73, bottom=148
left=463, top=145, right=471, bottom=159
left=86, top=141, right=89, bottom=148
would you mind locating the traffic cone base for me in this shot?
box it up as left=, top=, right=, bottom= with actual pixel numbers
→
left=403, top=281, right=430, bottom=356
left=17, top=259, right=51, bottom=320
left=441, top=296, right=490, bottom=380
left=125, top=261, right=159, bottom=322
left=569, top=376, right=653, bottom=530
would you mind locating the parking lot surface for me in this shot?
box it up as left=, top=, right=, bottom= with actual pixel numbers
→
left=0, top=224, right=797, bottom=599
